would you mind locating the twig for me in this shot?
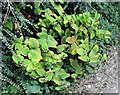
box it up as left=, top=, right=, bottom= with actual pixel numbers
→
left=9, top=1, right=23, bottom=37
left=3, top=0, right=11, bottom=24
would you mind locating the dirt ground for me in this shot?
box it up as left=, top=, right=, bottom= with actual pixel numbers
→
left=67, top=46, right=119, bottom=93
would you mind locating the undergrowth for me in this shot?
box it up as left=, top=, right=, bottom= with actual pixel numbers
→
left=1, top=1, right=119, bottom=94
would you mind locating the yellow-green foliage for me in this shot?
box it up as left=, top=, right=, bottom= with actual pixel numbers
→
left=12, top=2, right=111, bottom=91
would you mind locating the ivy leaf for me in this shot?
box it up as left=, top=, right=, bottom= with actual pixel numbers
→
left=94, top=11, right=100, bottom=20
left=86, top=65, right=95, bottom=73
left=60, top=69, right=70, bottom=79
left=12, top=54, right=19, bottom=64
left=47, top=35, right=58, bottom=48
left=34, top=8, right=41, bottom=15
left=30, top=71, right=39, bottom=78
left=89, top=55, right=100, bottom=63
left=70, top=59, right=83, bottom=74
left=76, top=48, right=86, bottom=55
left=36, top=69, right=46, bottom=77
left=90, top=31, right=95, bottom=39
left=89, top=50, right=100, bottom=63
left=4, top=20, right=13, bottom=30
left=66, top=36, right=76, bottom=44
left=78, top=55, right=89, bottom=62
left=15, top=36, right=23, bottom=44
left=39, top=78, right=46, bottom=83
left=54, top=24, right=62, bottom=35
left=71, top=73, right=78, bottom=78
left=101, top=53, right=107, bottom=61
left=37, top=32, right=47, bottom=39
left=93, top=45, right=99, bottom=52
left=29, top=38, right=39, bottom=49
left=52, top=73, right=61, bottom=85
left=34, top=2, right=41, bottom=8
left=38, top=39, right=48, bottom=52
left=51, top=2, right=64, bottom=16
left=79, top=25, right=88, bottom=35
left=28, top=50, right=42, bottom=64
left=57, top=44, right=67, bottom=53
left=63, top=15, right=71, bottom=25
left=24, top=59, right=31, bottom=67
left=27, top=63, right=33, bottom=72
left=46, top=72, right=54, bottom=81
left=71, top=24, right=78, bottom=31
left=45, top=13, right=55, bottom=22
left=55, top=86, right=62, bottom=90
left=89, top=50, right=96, bottom=57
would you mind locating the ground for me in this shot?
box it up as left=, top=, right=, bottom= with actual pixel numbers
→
left=68, top=46, right=118, bottom=93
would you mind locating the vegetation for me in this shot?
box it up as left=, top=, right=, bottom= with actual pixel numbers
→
left=1, top=1, right=119, bottom=94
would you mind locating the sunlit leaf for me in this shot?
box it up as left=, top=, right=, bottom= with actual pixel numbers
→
left=70, top=59, right=83, bottom=74
left=66, top=36, right=76, bottom=44
left=27, top=63, right=33, bottom=72
left=29, top=38, right=39, bottom=49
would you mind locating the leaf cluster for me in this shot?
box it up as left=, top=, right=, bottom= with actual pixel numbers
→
left=12, top=1, right=111, bottom=91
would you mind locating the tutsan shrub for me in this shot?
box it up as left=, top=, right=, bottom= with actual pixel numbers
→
left=12, top=2, right=111, bottom=91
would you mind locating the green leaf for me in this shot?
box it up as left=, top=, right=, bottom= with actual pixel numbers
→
left=53, top=75, right=61, bottom=85
left=86, top=65, right=94, bottom=73
left=15, top=43, right=23, bottom=50
left=15, top=36, right=23, bottom=44
left=21, top=46, right=29, bottom=56
left=17, top=54, right=24, bottom=62
left=64, top=16, right=68, bottom=25
left=55, top=86, right=62, bottom=90
left=51, top=2, right=64, bottom=16
left=27, top=63, right=33, bottom=72
left=89, top=51, right=100, bottom=63
left=57, top=44, right=67, bottom=53
left=37, top=32, right=48, bottom=39
left=30, top=71, right=39, bottom=78
left=34, top=8, right=41, bottom=15
left=45, top=13, right=55, bottom=22
left=76, top=48, right=86, bottom=55
left=89, top=55, right=99, bottom=63
left=93, top=45, right=99, bottom=52
left=94, top=11, right=100, bottom=20
left=79, top=25, right=88, bottom=35
left=28, top=50, right=42, bottom=64
left=78, top=55, right=89, bottom=62
left=39, top=78, right=46, bottom=83
left=60, top=69, right=70, bottom=79
left=46, top=72, right=54, bottom=81
left=12, top=54, right=19, bottom=64
left=71, top=24, right=78, bottom=31
left=24, top=59, right=31, bottom=67
left=89, top=50, right=96, bottom=57
left=63, top=15, right=71, bottom=25
left=66, top=36, right=76, bottom=44
left=54, top=24, right=62, bottom=35
left=47, top=35, right=58, bottom=48
left=29, top=38, right=39, bottom=49
left=101, top=54, right=107, bottom=61
left=90, top=31, right=95, bottom=39
left=4, top=20, right=13, bottom=30
left=36, top=69, right=46, bottom=77
left=38, top=39, right=48, bottom=51
left=71, top=73, right=78, bottom=78
left=34, top=2, right=41, bottom=8
left=15, top=44, right=29, bottom=56
left=70, top=59, right=83, bottom=74
left=41, top=27, right=47, bottom=33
